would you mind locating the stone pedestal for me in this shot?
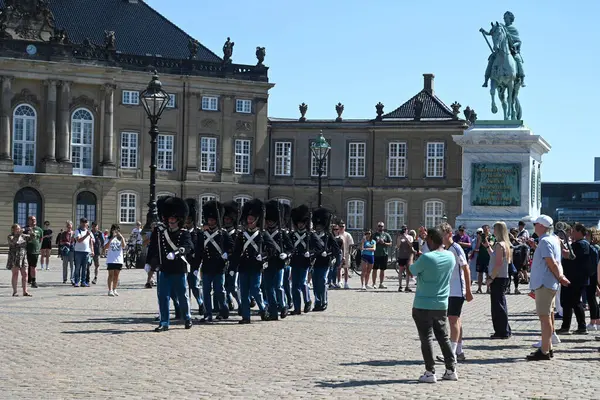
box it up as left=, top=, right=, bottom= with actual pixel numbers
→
left=452, top=120, right=551, bottom=232
left=0, top=158, right=13, bottom=172
left=56, top=161, right=73, bottom=175
left=99, top=163, right=117, bottom=177
left=41, top=159, right=61, bottom=174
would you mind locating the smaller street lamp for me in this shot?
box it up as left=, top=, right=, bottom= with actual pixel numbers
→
left=140, top=72, right=170, bottom=234
left=441, top=214, right=448, bottom=224
left=310, top=130, right=331, bottom=208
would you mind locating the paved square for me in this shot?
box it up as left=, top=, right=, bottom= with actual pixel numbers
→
left=1, top=256, right=598, bottom=399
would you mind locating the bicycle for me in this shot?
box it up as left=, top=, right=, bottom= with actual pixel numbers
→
left=125, top=240, right=142, bottom=269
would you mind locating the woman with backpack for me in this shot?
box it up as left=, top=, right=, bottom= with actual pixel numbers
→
left=59, top=221, right=75, bottom=284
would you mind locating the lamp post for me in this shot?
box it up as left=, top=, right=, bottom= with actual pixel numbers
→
left=140, top=72, right=170, bottom=233
left=310, top=130, right=331, bottom=208
left=441, top=214, right=448, bottom=224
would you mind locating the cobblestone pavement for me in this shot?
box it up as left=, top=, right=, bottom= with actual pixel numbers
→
left=1, top=256, right=599, bottom=399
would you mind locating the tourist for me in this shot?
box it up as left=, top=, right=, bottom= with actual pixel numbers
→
left=396, top=225, right=416, bottom=292
left=59, top=221, right=75, bottom=284
left=336, top=221, right=354, bottom=289
left=527, top=215, right=569, bottom=360
left=360, top=230, right=376, bottom=290
left=40, top=221, right=53, bottom=270
left=453, top=225, right=472, bottom=259
left=7, top=224, right=32, bottom=297
left=410, top=227, right=457, bottom=383
left=510, top=233, right=530, bottom=295
left=372, top=222, right=392, bottom=289
left=517, top=220, right=530, bottom=241
left=73, top=218, right=94, bottom=287
left=104, top=224, right=126, bottom=296
left=23, top=216, right=43, bottom=288
left=473, top=225, right=494, bottom=294
left=485, top=221, right=512, bottom=339
left=88, top=222, right=104, bottom=285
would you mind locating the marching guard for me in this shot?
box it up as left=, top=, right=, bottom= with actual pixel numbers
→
left=147, top=197, right=194, bottom=332
left=263, top=200, right=293, bottom=320
left=198, top=200, right=233, bottom=322
left=184, top=198, right=206, bottom=316
left=289, top=205, right=323, bottom=315
left=222, top=201, right=241, bottom=311
left=311, top=208, right=340, bottom=312
left=231, top=199, right=279, bottom=324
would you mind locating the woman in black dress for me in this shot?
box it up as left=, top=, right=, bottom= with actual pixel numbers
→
left=40, top=221, right=53, bottom=270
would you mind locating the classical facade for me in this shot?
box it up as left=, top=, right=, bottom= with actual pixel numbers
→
left=268, top=74, right=467, bottom=235
left=0, top=0, right=272, bottom=235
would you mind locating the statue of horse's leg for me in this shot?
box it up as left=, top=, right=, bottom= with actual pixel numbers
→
left=490, top=81, right=498, bottom=114
left=498, top=85, right=508, bottom=120
left=507, top=81, right=516, bottom=120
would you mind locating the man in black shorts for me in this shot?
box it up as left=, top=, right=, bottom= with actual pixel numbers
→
left=396, top=225, right=416, bottom=292
left=372, top=222, right=392, bottom=289
left=473, top=225, right=493, bottom=294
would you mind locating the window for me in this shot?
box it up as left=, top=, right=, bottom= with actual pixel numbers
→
left=76, top=191, right=97, bottom=223
left=120, top=132, right=138, bottom=169
left=201, top=96, right=218, bottom=111
left=388, top=142, right=407, bottom=177
left=278, top=199, right=291, bottom=206
left=12, top=104, right=36, bottom=173
left=199, top=194, right=219, bottom=222
left=346, top=200, right=365, bottom=230
left=236, top=99, right=252, bottom=113
left=234, top=196, right=252, bottom=209
left=386, top=200, right=406, bottom=231
left=274, top=141, right=292, bottom=176
left=157, top=134, right=174, bottom=171
left=424, top=200, right=444, bottom=228
left=310, top=142, right=329, bottom=177
left=119, top=192, right=137, bottom=224
left=166, top=94, right=176, bottom=108
left=14, top=187, right=42, bottom=227
left=234, top=139, right=251, bottom=174
left=348, top=142, right=366, bottom=177
left=71, top=108, right=94, bottom=176
left=122, top=90, right=139, bottom=105
left=426, top=142, right=445, bottom=178
left=200, top=137, right=217, bottom=173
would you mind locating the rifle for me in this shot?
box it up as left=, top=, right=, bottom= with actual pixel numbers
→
left=216, top=202, right=224, bottom=257
left=276, top=201, right=283, bottom=257
left=259, top=203, right=266, bottom=259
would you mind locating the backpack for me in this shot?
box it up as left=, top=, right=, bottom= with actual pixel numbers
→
left=512, top=244, right=529, bottom=269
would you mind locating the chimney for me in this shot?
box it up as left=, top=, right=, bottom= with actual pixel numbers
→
left=423, top=73, right=434, bottom=94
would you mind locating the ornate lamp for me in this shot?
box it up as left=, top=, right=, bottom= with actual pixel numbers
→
left=310, top=131, right=331, bottom=208
left=140, top=72, right=170, bottom=125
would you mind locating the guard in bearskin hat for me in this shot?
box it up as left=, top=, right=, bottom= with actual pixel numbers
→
left=184, top=198, right=206, bottom=316
left=289, top=205, right=324, bottom=315
left=231, top=198, right=280, bottom=323
left=197, top=200, right=233, bottom=322
left=222, top=201, right=241, bottom=311
left=311, top=208, right=340, bottom=312
left=146, top=197, right=194, bottom=332
left=262, top=200, right=294, bottom=320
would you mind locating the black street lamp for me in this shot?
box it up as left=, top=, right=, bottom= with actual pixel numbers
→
left=140, top=72, right=170, bottom=233
left=310, top=130, right=331, bottom=208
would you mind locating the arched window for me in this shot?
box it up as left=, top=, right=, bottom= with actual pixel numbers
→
left=234, top=195, right=252, bottom=209
left=76, top=191, right=97, bottom=223
left=424, top=200, right=444, bottom=228
left=346, top=200, right=365, bottom=230
left=14, top=187, right=42, bottom=226
left=277, top=198, right=291, bottom=206
left=157, top=191, right=176, bottom=198
left=119, top=191, right=137, bottom=224
left=12, top=104, right=37, bottom=173
left=386, top=199, right=406, bottom=231
left=199, top=194, right=219, bottom=222
left=71, top=108, right=94, bottom=175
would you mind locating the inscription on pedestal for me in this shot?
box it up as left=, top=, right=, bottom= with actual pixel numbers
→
left=471, top=163, right=521, bottom=206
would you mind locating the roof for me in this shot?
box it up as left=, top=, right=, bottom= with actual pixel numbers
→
left=0, top=0, right=222, bottom=62
left=381, top=90, right=455, bottom=121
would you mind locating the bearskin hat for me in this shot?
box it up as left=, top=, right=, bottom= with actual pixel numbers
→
left=291, top=204, right=310, bottom=226
left=264, top=200, right=292, bottom=229
left=156, top=195, right=172, bottom=221
left=202, top=200, right=223, bottom=224
left=241, top=198, right=264, bottom=226
left=222, top=201, right=239, bottom=226
left=184, top=198, right=199, bottom=224
left=162, top=197, right=189, bottom=220
left=312, top=207, right=332, bottom=228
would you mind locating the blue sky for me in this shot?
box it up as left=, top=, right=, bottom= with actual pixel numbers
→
left=147, top=0, right=599, bottom=183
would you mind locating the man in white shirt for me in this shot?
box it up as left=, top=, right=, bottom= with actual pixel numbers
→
left=517, top=220, right=530, bottom=242
left=437, top=223, right=473, bottom=362
left=336, top=221, right=354, bottom=289
left=73, top=218, right=94, bottom=287
left=131, top=221, right=143, bottom=245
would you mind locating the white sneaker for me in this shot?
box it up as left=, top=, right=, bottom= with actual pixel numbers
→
left=587, top=323, right=597, bottom=331
left=365, top=285, right=373, bottom=289
left=361, top=285, right=366, bottom=291
left=344, top=282, right=350, bottom=289
left=532, top=332, right=561, bottom=348
left=442, top=369, right=458, bottom=381
left=418, top=371, right=437, bottom=383
left=108, top=290, right=114, bottom=297
left=113, top=290, right=119, bottom=296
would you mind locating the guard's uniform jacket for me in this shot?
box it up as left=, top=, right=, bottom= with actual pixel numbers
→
left=188, top=226, right=201, bottom=271
left=266, top=227, right=294, bottom=269
left=147, top=224, right=193, bottom=274
left=197, top=227, right=234, bottom=275
left=232, top=228, right=279, bottom=273
left=313, top=230, right=340, bottom=268
left=289, top=229, right=323, bottom=268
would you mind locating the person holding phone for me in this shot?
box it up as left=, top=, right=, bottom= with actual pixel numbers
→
left=104, top=224, right=126, bottom=296
left=360, top=230, right=376, bottom=290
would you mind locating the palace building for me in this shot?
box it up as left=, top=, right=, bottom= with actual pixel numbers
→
left=0, top=0, right=467, bottom=238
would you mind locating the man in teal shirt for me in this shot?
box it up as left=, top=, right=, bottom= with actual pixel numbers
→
left=409, top=227, right=456, bottom=383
